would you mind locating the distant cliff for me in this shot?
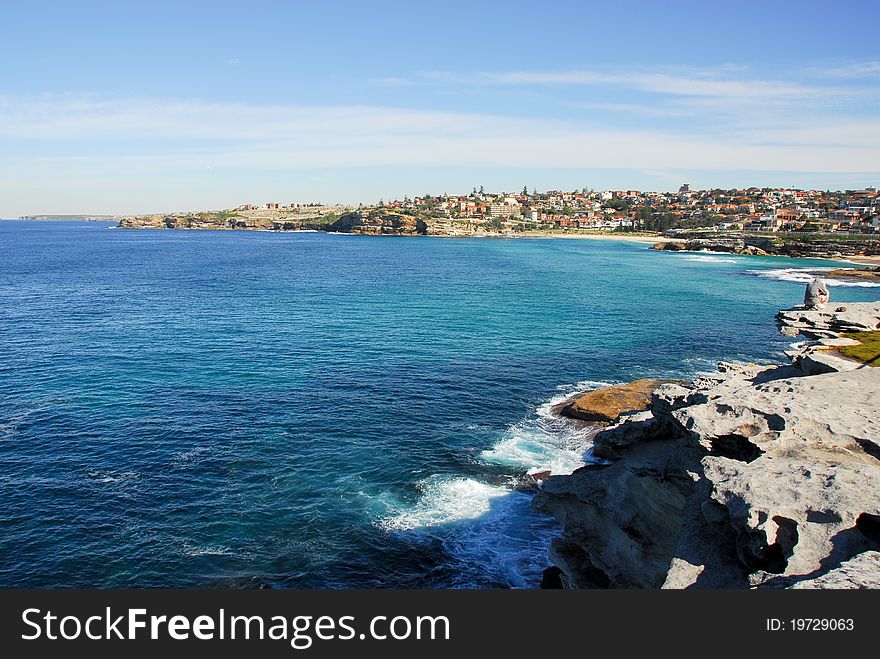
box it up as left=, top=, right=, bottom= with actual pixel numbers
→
left=21, top=214, right=116, bottom=221
left=117, top=210, right=431, bottom=235
left=326, top=211, right=427, bottom=235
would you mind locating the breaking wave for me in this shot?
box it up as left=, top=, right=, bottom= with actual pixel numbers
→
left=379, top=476, right=510, bottom=531
left=680, top=254, right=738, bottom=263
left=747, top=267, right=880, bottom=287
left=376, top=379, right=611, bottom=586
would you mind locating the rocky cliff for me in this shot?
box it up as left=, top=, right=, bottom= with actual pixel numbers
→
left=117, top=210, right=430, bottom=235
left=534, top=302, right=880, bottom=589
left=327, top=211, right=427, bottom=235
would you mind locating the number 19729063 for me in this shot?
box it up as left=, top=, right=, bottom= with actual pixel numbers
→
left=766, top=618, right=854, bottom=631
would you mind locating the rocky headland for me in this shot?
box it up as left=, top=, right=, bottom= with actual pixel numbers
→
left=534, top=301, right=880, bottom=589
left=119, top=210, right=463, bottom=236
left=651, top=235, right=880, bottom=259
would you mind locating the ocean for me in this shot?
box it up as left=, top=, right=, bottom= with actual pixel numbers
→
left=1, top=220, right=878, bottom=588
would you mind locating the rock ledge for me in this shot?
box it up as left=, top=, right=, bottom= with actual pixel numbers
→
left=534, top=302, right=880, bottom=589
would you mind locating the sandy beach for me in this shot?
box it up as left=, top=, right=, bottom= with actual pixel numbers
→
left=845, top=254, right=880, bottom=265
left=506, top=231, right=667, bottom=244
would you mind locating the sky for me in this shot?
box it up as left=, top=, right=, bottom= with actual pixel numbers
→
left=2, top=0, right=879, bottom=216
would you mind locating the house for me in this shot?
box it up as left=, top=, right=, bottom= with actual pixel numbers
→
left=828, top=209, right=861, bottom=224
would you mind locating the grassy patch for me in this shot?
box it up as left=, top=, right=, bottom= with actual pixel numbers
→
left=839, top=331, right=880, bottom=366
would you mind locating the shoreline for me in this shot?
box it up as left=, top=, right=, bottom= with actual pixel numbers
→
left=499, top=232, right=663, bottom=243
left=110, top=222, right=876, bottom=259
left=112, top=223, right=666, bottom=244
left=533, top=300, right=880, bottom=589
left=846, top=254, right=880, bottom=265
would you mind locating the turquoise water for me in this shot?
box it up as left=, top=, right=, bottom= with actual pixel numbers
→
left=1, top=221, right=878, bottom=588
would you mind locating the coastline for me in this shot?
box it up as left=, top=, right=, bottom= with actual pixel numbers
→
left=500, top=232, right=664, bottom=243
left=112, top=219, right=877, bottom=259
left=533, top=300, right=880, bottom=589
left=846, top=255, right=880, bottom=265
left=423, top=231, right=665, bottom=243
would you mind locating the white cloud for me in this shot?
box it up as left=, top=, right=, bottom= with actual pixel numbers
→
left=1, top=82, right=878, bottom=215
left=0, top=94, right=877, bottom=172
left=813, top=60, right=880, bottom=78
left=432, top=68, right=833, bottom=100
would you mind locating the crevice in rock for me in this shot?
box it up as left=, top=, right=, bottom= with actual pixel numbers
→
left=854, top=438, right=880, bottom=462
left=772, top=515, right=800, bottom=561
left=709, top=434, right=764, bottom=463
left=855, top=513, right=880, bottom=546
left=757, top=522, right=878, bottom=588
left=735, top=516, right=799, bottom=574
left=766, top=414, right=786, bottom=431
left=806, top=509, right=843, bottom=524
left=540, top=566, right=564, bottom=589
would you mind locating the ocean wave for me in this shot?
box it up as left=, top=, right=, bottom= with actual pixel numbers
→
left=378, top=475, right=510, bottom=531
left=680, top=254, right=738, bottom=263
left=382, top=379, right=607, bottom=533
left=377, top=379, right=609, bottom=586
left=746, top=267, right=880, bottom=287
left=478, top=417, right=593, bottom=475
left=439, top=491, right=560, bottom=588
left=677, top=356, right=723, bottom=379
left=376, top=476, right=559, bottom=587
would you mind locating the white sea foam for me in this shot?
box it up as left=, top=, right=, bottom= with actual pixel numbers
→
left=480, top=429, right=585, bottom=474
left=87, top=470, right=140, bottom=484
left=747, top=267, right=880, bottom=287
left=379, top=475, right=510, bottom=531
left=681, top=254, right=738, bottom=263
left=380, top=380, right=609, bottom=531
left=439, top=491, right=561, bottom=588
left=376, top=476, right=561, bottom=587
left=478, top=413, right=594, bottom=475
left=377, top=380, right=612, bottom=586
left=180, top=542, right=235, bottom=557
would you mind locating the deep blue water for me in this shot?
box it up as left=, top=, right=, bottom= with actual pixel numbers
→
left=1, top=221, right=878, bottom=588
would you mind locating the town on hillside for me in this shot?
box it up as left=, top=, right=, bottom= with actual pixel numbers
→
left=361, top=184, right=880, bottom=235
left=117, top=185, right=880, bottom=238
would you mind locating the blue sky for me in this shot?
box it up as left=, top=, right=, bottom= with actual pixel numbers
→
left=2, top=0, right=879, bottom=215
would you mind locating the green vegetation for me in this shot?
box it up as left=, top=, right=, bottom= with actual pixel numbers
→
left=839, top=332, right=880, bottom=366
left=196, top=210, right=236, bottom=222
left=677, top=213, right=726, bottom=229
left=310, top=212, right=339, bottom=225
left=605, top=197, right=630, bottom=212
left=630, top=206, right=679, bottom=232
